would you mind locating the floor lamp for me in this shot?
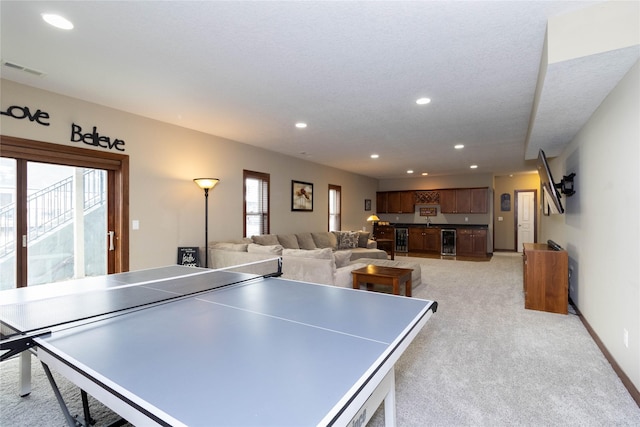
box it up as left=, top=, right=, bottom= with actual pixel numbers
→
left=193, top=178, right=219, bottom=268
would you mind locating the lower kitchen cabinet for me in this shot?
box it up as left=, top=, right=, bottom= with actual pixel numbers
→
left=408, top=227, right=440, bottom=253
left=456, top=228, right=487, bottom=257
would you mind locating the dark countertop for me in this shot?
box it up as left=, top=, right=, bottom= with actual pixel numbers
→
left=390, top=223, right=488, bottom=229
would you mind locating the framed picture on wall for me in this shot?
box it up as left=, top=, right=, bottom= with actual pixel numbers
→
left=501, top=193, right=511, bottom=211
left=364, top=199, right=372, bottom=211
left=292, top=180, right=313, bottom=211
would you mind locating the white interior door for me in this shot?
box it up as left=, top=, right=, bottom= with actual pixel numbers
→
left=516, top=191, right=536, bottom=252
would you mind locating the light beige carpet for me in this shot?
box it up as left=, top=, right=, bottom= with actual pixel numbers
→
left=368, top=253, right=640, bottom=426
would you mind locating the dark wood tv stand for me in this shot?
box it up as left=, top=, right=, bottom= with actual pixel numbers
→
left=523, top=243, right=569, bottom=314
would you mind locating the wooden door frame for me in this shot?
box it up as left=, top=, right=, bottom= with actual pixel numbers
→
left=514, top=189, right=537, bottom=251
left=1, top=136, right=129, bottom=286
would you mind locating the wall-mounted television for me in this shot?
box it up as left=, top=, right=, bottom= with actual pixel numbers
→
left=537, top=149, right=564, bottom=214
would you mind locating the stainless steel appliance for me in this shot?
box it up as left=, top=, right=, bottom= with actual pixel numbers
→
left=395, top=228, right=408, bottom=253
left=441, top=229, right=456, bottom=256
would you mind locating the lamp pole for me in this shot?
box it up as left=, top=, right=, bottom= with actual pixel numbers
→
left=194, top=178, right=219, bottom=268
left=203, top=187, right=210, bottom=268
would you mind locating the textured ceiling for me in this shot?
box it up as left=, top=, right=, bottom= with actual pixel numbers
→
left=1, top=1, right=635, bottom=179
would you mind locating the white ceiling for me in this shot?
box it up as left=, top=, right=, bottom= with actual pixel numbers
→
left=0, top=1, right=635, bottom=179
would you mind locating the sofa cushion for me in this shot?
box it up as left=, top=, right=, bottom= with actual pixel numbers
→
left=247, top=243, right=283, bottom=255
left=251, top=234, right=280, bottom=246
left=210, top=242, right=248, bottom=252
left=277, top=234, right=300, bottom=249
left=337, top=231, right=359, bottom=249
left=333, top=250, right=352, bottom=268
left=282, top=248, right=333, bottom=259
left=296, top=233, right=317, bottom=250
left=349, top=248, right=388, bottom=260
left=209, top=248, right=279, bottom=272
left=357, top=231, right=371, bottom=248
left=312, top=232, right=338, bottom=249
left=281, top=253, right=336, bottom=286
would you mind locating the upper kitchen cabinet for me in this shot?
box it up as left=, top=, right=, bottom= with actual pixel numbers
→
left=470, top=188, right=488, bottom=213
left=378, top=191, right=415, bottom=213
left=376, top=192, right=388, bottom=213
left=440, top=188, right=488, bottom=214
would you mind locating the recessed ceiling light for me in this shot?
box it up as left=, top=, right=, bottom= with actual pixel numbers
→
left=454, top=144, right=464, bottom=150
left=421, top=172, right=429, bottom=176
left=370, top=154, right=379, bottom=159
left=407, top=170, right=414, bottom=174
left=42, top=13, right=74, bottom=30
left=295, top=122, right=307, bottom=129
left=416, top=97, right=431, bottom=105
left=470, top=165, right=478, bottom=169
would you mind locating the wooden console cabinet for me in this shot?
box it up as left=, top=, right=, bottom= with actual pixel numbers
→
left=373, top=225, right=394, bottom=240
left=522, top=243, right=568, bottom=314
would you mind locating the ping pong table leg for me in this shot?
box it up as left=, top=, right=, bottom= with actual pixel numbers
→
left=383, top=368, right=397, bottom=427
left=19, top=351, right=31, bottom=397
left=41, top=361, right=87, bottom=427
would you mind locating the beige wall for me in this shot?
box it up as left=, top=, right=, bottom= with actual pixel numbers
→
left=493, top=173, right=540, bottom=251
left=0, top=80, right=378, bottom=269
left=540, top=61, right=639, bottom=392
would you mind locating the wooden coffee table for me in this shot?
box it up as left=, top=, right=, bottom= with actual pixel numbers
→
left=351, top=265, right=413, bottom=297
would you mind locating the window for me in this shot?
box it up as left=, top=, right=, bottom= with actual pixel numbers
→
left=243, top=170, right=270, bottom=238
left=329, top=184, right=341, bottom=231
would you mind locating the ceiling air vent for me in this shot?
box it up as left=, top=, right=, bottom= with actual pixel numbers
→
left=2, top=60, right=45, bottom=77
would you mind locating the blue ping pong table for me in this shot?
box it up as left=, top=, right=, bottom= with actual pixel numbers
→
left=1, top=265, right=437, bottom=426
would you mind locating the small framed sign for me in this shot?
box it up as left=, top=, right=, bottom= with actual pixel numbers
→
left=177, top=247, right=200, bottom=267
left=501, top=193, right=511, bottom=211
left=419, top=207, right=437, bottom=216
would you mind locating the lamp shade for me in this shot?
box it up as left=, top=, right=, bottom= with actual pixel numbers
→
left=193, top=178, right=220, bottom=190
left=366, top=214, right=380, bottom=222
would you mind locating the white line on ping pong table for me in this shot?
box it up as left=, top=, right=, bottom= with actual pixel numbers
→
left=193, top=288, right=433, bottom=347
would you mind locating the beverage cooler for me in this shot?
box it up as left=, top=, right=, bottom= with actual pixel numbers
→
left=395, top=228, right=408, bottom=253
left=441, top=229, right=456, bottom=256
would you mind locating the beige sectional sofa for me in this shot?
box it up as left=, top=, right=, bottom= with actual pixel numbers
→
left=209, top=231, right=422, bottom=291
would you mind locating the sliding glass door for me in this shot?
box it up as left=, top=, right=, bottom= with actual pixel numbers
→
left=27, top=163, right=107, bottom=286
left=0, top=136, right=129, bottom=289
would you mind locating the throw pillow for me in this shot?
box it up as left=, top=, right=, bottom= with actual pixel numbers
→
left=337, top=231, right=359, bottom=249
left=357, top=231, right=371, bottom=248
left=251, top=234, right=280, bottom=246
left=312, top=232, right=338, bottom=249
left=296, top=233, right=317, bottom=250
left=247, top=243, right=283, bottom=255
left=333, top=250, right=352, bottom=268
left=277, top=234, right=300, bottom=249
